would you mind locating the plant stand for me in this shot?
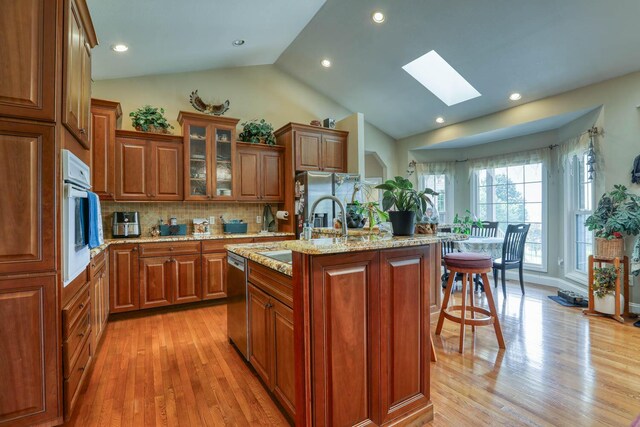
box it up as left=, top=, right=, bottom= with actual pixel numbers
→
left=583, top=255, right=630, bottom=323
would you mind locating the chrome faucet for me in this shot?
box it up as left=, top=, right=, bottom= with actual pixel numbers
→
left=308, top=195, right=348, bottom=238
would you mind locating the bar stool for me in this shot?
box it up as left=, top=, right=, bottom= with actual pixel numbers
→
left=435, top=252, right=505, bottom=353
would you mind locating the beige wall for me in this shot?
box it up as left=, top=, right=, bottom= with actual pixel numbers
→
left=337, top=113, right=365, bottom=174
left=364, top=121, right=397, bottom=179
left=365, top=153, right=384, bottom=178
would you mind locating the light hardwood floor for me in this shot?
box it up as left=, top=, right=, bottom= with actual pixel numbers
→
left=65, top=283, right=640, bottom=426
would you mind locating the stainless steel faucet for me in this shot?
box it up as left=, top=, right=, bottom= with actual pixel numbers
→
left=308, top=195, right=348, bottom=238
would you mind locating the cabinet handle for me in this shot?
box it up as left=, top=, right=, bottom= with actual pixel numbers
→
left=147, top=193, right=152, bottom=197
left=169, top=247, right=174, bottom=251
left=265, top=302, right=273, bottom=309
left=109, top=192, right=114, bottom=198
left=79, top=366, right=85, bottom=372
left=78, top=332, right=85, bottom=337
left=101, top=272, right=105, bottom=279
left=79, top=303, right=84, bottom=309
left=80, top=128, right=87, bottom=134
left=132, top=247, right=138, bottom=252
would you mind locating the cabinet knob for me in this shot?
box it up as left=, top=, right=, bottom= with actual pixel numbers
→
left=79, top=366, right=85, bottom=372
left=109, top=192, right=114, bottom=198
left=169, top=247, right=174, bottom=251
left=147, top=193, right=152, bottom=197
left=132, top=247, right=138, bottom=252
left=80, top=128, right=87, bottom=134
left=78, top=332, right=85, bottom=337
left=78, top=303, right=84, bottom=309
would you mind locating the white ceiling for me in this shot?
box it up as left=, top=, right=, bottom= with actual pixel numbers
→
left=87, top=0, right=325, bottom=80
left=88, top=0, right=640, bottom=140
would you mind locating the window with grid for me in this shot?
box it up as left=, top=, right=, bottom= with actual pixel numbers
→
left=474, top=163, right=545, bottom=268
left=571, top=153, right=594, bottom=274
left=421, top=174, right=448, bottom=223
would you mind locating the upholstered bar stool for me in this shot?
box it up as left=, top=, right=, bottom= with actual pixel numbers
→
left=435, top=252, right=505, bottom=353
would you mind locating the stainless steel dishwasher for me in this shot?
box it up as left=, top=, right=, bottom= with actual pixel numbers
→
left=227, top=252, right=249, bottom=359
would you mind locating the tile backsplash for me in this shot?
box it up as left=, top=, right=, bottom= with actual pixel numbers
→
left=101, top=201, right=273, bottom=238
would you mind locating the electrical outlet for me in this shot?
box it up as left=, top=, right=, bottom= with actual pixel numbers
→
left=256, top=215, right=262, bottom=224
left=209, top=216, right=216, bottom=225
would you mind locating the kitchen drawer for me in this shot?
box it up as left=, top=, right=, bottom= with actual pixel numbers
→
left=247, top=261, right=293, bottom=308
left=202, top=238, right=253, bottom=253
left=89, top=250, right=106, bottom=276
left=63, top=284, right=91, bottom=338
left=139, top=241, right=201, bottom=257
left=252, top=236, right=292, bottom=243
left=63, top=305, right=91, bottom=378
left=63, top=336, right=92, bottom=417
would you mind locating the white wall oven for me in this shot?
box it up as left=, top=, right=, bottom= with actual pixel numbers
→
left=62, top=149, right=92, bottom=286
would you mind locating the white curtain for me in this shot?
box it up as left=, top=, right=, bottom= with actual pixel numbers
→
left=556, top=130, right=601, bottom=177
left=467, top=147, right=551, bottom=176
left=415, top=161, right=457, bottom=176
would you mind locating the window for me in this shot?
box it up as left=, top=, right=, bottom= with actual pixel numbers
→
left=473, top=163, right=545, bottom=268
left=420, top=174, right=449, bottom=223
left=568, top=153, right=594, bottom=275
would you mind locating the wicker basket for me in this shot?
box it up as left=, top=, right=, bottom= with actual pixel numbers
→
left=594, top=237, right=624, bottom=259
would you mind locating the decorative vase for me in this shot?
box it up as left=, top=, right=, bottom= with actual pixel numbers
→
left=593, top=292, right=624, bottom=315
left=389, top=211, right=416, bottom=236
left=346, top=203, right=366, bottom=229
left=594, top=237, right=624, bottom=259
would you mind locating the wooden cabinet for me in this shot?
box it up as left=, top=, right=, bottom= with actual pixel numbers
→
left=90, top=251, right=109, bottom=350
left=90, top=99, right=121, bottom=200
left=63, top=0, right=97, bottom=148
left=178, top=111, right=239, bottom=201
left=275, top=123, right=348, bottom=173
left=139, top=257, right=172, bottom=309
left=115, top=130, right=183, bottom=201
left=0, top=0, right=56, bottom=121
left=202, top=252, right=227, bottom=299
left=246, top=262, right=295, bottom=419
left=236, top=143, right=284, bottom=202
left=109, top=244, right=139, bottom=313
left=0, top=274, right=58, bottom=426
left=0, top=119, right=55, bottom=275
left=172, top=254, right=202, bottom=304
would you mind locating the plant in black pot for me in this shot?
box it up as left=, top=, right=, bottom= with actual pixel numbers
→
left=376, top=176, right=436, bottom=236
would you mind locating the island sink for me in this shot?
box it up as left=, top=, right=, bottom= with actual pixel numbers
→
left=256, top=249, right=293, bottom=264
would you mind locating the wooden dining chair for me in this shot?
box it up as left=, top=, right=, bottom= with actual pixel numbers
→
left=441, top=240, right=458, bottom=288
left=472, top=221, right=499, bottom=237
left=493, top=223, right=530, bottom=298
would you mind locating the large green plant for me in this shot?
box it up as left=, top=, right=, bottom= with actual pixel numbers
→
left=375, top=176, right=436, bottom=217
left=585, top=185, right=640, bottom=239
left=239, top=119, right=275, bottom=145
left=129, top=105, right=173, bottom=133
left=452, top=210, right=483, bottom=235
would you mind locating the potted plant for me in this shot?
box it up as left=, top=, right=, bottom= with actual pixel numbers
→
left=376, top=176, right=436, bottom=236
left=452, top=210, right=483, bottom=235
left=585, top=185, right=640, bottom=259
left=239, top=119, right=276, bottom=145
left=349, top=200, right=389, bottom=231
left=343, top=179, right=378, bottom=229
left=592, top=265, right=624, bottom=314
left=129, top=105, right=174, bottom=133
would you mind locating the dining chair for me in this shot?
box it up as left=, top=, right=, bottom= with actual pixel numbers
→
left=472, top=221, right=499, bottom=237
left=493, top=223, right=530, bottom=298
left=441, top=240, right=458, bottom=288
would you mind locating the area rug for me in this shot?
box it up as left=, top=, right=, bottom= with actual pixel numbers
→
left=547, top=295, right=588, bottom=308
left=635, top=320, right=640, bottom=328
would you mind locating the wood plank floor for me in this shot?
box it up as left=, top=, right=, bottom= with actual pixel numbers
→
left=65, top=283, right=640, bottom=427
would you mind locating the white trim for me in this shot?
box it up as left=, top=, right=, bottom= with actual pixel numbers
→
left=630, top=303, right=640, bottom=314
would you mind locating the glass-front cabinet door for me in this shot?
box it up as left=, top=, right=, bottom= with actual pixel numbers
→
left=214, top=126, right=234, bottom=199
left=186, top=123, right=209, bottom=199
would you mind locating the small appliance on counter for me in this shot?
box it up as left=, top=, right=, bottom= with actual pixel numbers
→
left=112, top=212, right=141, bottom=238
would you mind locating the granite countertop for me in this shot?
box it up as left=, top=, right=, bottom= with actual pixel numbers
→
left=281, top=232, right=468, bottom=255
left=89, top=232, right=294, bottom=258
left=225, top=242, right=293, bottom=276
left=312, top=227, right=383, bottom=236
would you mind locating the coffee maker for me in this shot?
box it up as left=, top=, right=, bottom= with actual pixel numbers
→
left=112, top=212, right=141, bottom=238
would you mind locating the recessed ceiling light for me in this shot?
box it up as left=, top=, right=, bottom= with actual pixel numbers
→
left=509, top=92, right=522, bottom=101
left=372, top=11, right=385, bottom=23
left=321, top=59, right=331, bottom=68
left=435, top=117, right=445, bottom=124
left=402, top=50, right=481, bottom=106
left=232, top=39, right=245, bottom=47
left=111, top=44, right=128, bottom=52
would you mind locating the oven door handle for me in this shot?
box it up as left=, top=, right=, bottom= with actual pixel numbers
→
left=65, top=183, right=88, bottom=199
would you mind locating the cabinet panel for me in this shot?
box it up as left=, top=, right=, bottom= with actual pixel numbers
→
left=261, top=150, right=283, bottom=201
left=248, top=284, right=273, bottom=387
left=272, top=300, right=295, bottom=418
left=213, top=126, right=236, bottom=200
left=310, top=252, right=380, bottom=427
left=63, top=0, right=85, bottom=145
left=236, top=148, right=260, bottom=200
left=321, top=134, right=346, bottom=172
left=202, top=252, right=227, bottom=300
left=0, top=275, right=57, bottom=426
left=80, top=38, right=91, bottom=145
left=109, top=245, right=139, bottom=313
left=115, top=138, right=149, bottom=200
left=150, top=141, right=183, bottom=200
left=172, top=254, right=201, bottom=304
left=139, top=257, right=172, bottom=309
left=379, top=248, right=430, bottom=423
left=0, top=120, right=55, bottom=275
left=294, top=131, right=322, bottom=171
left=183, top=121, right=211, bottom=200
left=91, top=264, right=108, bottom=348
left=0, top=0, right=56, bottom=121
left=91, top=109, right=113, bottom=198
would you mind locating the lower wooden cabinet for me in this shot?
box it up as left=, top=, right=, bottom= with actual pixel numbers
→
left=109, top=244, right=139, bottom=313
left=172, top=254, right=202, bottom=304
left=0, top=274, right=58, bottom=426
left=202, top=252, right=227, bottom=300
left=139, top=257, right=173, bottom=309
left=90, top=254, right=109, bottom=349
left=247, top=265, right=295, bottom=420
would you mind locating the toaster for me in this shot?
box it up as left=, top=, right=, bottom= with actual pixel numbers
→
left=112, top=212, right=141, bottom=238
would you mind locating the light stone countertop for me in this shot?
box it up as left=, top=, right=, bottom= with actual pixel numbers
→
left=89, top=232, right=294, bottom=258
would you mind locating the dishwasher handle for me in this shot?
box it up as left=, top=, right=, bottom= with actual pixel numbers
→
left=227, top=253, right=245, bottom=271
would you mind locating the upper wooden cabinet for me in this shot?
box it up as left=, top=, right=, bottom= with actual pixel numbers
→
left=178, top=111, right=239, bottom=201
left=275, top=123, right=348, bottom=173
left=236, top=143, right=284, bottom=202
left=114, top=130, right=183, bottom=201
left=0, top=119, right=55, bottom=275
left=90, top=99, right=122, bottom=200
left=0, top=0, right=57, bottom=122
left=63, top=0, right=97, bottom=149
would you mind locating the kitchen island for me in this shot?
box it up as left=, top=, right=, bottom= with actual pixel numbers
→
left=226, top=233, right=466, bottom=426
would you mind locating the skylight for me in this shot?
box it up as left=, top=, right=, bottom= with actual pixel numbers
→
left=402, top=50, right=481, bottom=106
